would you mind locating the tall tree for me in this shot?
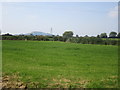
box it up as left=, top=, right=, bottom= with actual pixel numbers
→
left=100, top=33, right=107, bottom=38
left=109, top=31, right=117, bottom=38
left=63, top=31, right=73, bottom=39
left=117, top=32, right=120, bottom=38
left=76, top=35, right=79, bottom=38
left=97, top=35, right=100, bottom=38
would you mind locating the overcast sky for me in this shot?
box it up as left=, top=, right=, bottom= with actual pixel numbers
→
left=1, top=2, right=118, bottom=36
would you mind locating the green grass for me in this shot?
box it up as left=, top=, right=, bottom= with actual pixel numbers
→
left=2, top=40, right=118, bottom=88
left=102, top=38, right=120, bottom=40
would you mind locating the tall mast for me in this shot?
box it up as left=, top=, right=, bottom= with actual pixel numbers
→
left=50, top=27, right=52, bottom=34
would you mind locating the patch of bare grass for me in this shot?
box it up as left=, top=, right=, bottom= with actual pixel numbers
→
left=2, top=73, right=27, bottom=89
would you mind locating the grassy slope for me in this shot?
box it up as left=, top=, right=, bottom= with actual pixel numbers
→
left=2, top=40, right=118, bottom=88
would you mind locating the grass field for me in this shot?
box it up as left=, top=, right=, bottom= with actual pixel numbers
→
left=2, top=40, right=118, bottom=88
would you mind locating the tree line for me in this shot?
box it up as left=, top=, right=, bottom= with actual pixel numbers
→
left=2, top=31, right=120, bottom=45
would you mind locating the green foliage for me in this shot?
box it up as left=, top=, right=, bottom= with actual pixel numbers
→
left=2, top=31, right=120, bottom=45
left=3, top=40, right=118, bottom=88
left=102, top=38, right=118, bottom=45
left=117, top=32, right=120, bottom=38
left=76, top=35, right=79, bottom=38
left=100, top=33, right=107, bottom=38
left=109, top=31, right=117, bottom=38
left=97, top=35, right=100, bottom=38
left=2, top=33, right=13, bottom=36
left=63, top=31, right=73, bottom=40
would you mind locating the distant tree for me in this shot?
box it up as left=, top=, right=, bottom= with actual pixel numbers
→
left=30, top=34, right=33, bottom=36
left=63, top=31, right=73, bottom=41
left=100, top=33, right=107, bottom=38
left=109, top=31, right=117, bottom=38
left=81, top=37, right=89, bottom=44
left=95, top=37, right=103, bottom=44
left=69, top=37, right=79, bottom=43
left=117, top=32, right=120, bottom=38
left=84, top=35, right=89, bottom=37
left=52, top=35, right=55, bottom=37
left=2, top=33, right=13, bottom=36
left=58, top=36, right=63, bottom=41
left=97, top=35, right=100, bottom=38
left=76, top=35, right=79, bottom=38
left=36, top=36, right=44, bottom=41
left=53, top=36, right=59, bottom=41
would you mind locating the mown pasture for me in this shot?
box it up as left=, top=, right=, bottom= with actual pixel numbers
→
left=2, top=40, right=118, bottom=88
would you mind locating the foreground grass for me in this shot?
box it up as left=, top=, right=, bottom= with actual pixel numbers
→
left=2, top=40, right=118, bottom=88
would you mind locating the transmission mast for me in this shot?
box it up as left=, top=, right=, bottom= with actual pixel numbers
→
left=50, top=27, right=53, bottom=35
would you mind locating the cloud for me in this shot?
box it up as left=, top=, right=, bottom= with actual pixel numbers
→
left=108, top=6, right=118, bottom=18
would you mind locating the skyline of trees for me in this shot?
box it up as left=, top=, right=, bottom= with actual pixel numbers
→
left=1, top=31, right=120, bottom=46
left=1, top=31, right=120, bottom=38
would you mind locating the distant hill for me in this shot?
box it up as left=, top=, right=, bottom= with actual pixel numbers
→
left=19, top=31, right=53, bottom=36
